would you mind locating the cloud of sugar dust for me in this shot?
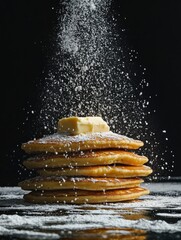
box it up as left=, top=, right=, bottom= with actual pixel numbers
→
left=35, top=0, right=174, bottom=179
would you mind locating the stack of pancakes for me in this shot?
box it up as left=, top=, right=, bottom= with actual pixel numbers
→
left=19, top=117, right=152, bottom=204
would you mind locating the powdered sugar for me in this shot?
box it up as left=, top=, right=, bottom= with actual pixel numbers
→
left=23, top=176, right=110, bottom=183
left=32, top=131, right=137, bottom=143
left=1, top=214, right=181, bottom=233
left=19, top=0, right=174, bottom=181
left=0, top=226, right=59, bottom=239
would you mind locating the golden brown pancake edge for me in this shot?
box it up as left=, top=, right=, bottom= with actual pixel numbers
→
left=37, top=165, right=153, bottom=178
left=18, top=176, right=144, bottom=191
left=23, top=187, right=150, bottom=204
left=21, top=132, right=144, bottom=153
left=23, top=150, right=148, bottom=169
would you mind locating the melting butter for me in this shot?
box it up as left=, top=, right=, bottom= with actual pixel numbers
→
left=57, top=116, right=110, bottom=135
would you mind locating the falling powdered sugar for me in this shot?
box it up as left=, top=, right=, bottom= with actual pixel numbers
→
left=23, top=0, right=175, bottom=179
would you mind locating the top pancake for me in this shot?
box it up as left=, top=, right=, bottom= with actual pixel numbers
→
left=21, top=132, right=144, bottom=153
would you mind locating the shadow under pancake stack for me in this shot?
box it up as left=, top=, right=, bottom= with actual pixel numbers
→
left=19, top=116, right=153, bottom=204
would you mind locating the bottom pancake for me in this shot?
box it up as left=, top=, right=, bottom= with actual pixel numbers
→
left=23, top=187, right=149, bottom=204
left=18, top=176, right=143, bottom=191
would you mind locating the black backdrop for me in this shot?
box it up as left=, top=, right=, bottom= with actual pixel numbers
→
left=0, top=0, right=181, bottom=186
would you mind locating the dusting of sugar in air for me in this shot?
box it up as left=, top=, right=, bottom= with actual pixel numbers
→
left=23, top=0, right=174, bottom=179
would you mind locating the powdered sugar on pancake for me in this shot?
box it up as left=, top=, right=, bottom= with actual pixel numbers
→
left=22, top=176, right=108, bottom=183
left=21, top=176, right=142, bottom=183
left=30, top=131, right=142, bottom=144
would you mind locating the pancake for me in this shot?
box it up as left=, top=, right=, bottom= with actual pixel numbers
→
left=23, top=187, right=150, bottom=204
left=38, top=165, right=152, bottom=178
left=23, top=150, right=148, bottom=169
left=21, top=132, right=144, bottom=153
left=18, top=176, right=143, bottom=191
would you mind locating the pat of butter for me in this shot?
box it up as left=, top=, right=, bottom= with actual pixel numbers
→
left=57, top=116, right=110, bottom=135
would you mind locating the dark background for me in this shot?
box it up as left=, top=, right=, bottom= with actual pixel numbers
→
left=0, top=0, right=181, bottom=186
